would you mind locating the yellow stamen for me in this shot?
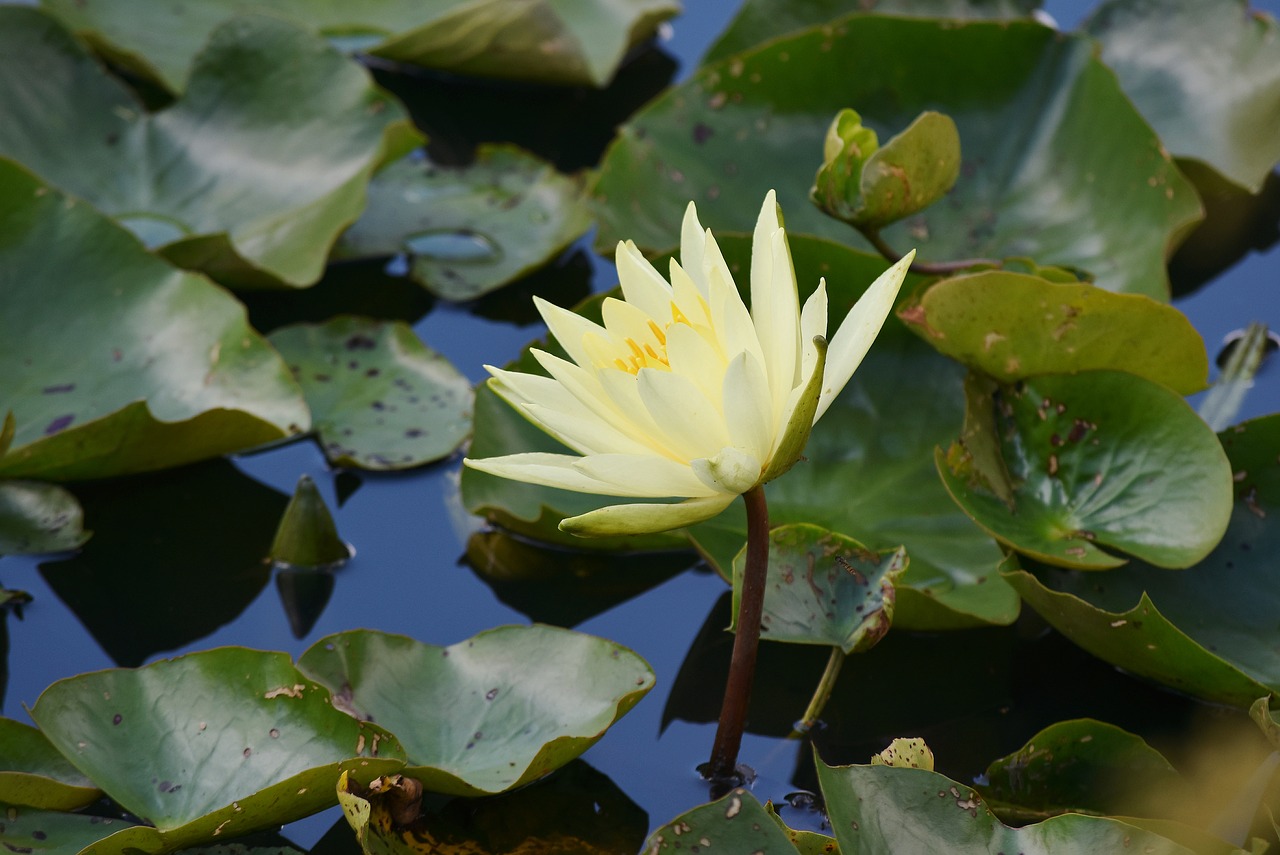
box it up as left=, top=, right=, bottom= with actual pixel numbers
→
left=647, top=319, right=667, bottom=346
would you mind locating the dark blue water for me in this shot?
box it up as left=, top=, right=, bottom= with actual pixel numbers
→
left=3, top=1, right=1278, bottom=849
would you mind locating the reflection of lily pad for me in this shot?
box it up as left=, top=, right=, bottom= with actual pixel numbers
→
left=335, top=146, right=592, bottom=301
left=0, top=717, right=101, bottom=810
left=299, top=626, right=654, bottom=796
left=594, top=16, right=1201, bottom=298
left=30, top=648, right=407, bottom=853
left=731, top=525, right=907, bottom=653
left=41, top=0, right=680, bottom=91
left=269, top=317, right=472, bottom=470
left=1004, top=415, right=1280, bottom=707
left=0, top=8, right=419, bottom=288
left=938, top=371, right=1233, bottom=569
left=1084, top=0, right=1280, bottom=194
left=817, top=759, right=1197, bottom=853
left=901, top=271, right=1209, bottom=393
left=0, top=161, right=308, bottom=482
left=0, top=481, right=89, bottom=555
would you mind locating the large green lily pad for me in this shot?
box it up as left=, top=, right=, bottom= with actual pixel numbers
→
left=0, top=717, right=100, bottom=810
left=0, top=481, right=89, bottom=555
left=705, top=0, right=1043, bottom=63
left=333, top=145, right=592, bottom=301
left=29, top=648, right=406, bottom=853
left=0, top=160, right=308, bottom=482
left=901, top=271, right=1210, bottom=393
left=0, top=8, right=419, bottom=288
left=1084, top=0, right=1280, bottom=194
left=730, top=524, right=907, bottom=653
left=1004, top=415, right=1280, bottom=707
left=593, top=15, right=1201, bottom=298
left=938, top=371, right=1233, bottom=569
left=0, top=807, right=139, bottom=855
left=269, top=317, right=472, bottom=470
left=40, top=0, right=679, bottom=92
left=298, top=626, right=654, bottom=796
left=643, top=788, right=803, bottom=854
left=817, top=759, right=1199, bottom=853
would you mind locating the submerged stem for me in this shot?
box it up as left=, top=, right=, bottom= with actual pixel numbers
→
left=860, top=226, right=999, bottom=276
left=705, top=485, right=770, bottom=783
left=789, top=646, right=845, bottom=739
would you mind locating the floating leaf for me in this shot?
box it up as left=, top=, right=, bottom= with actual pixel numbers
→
left=333, top=146, right=592, bottom=301
left=730, top=524, right=907, bottom=653
left=705, top=0, right=1043, bottom=63
left=873, top=737, right=935, bottom=770
left=29, top=648, right=406, bottom=853
left=817, top=759, right=1199, bottom=853
left=0, top=481, right=89, bottom=555
left=643, top=788, right=802, bottom=854
left=1003, top=415, right=1280, bottom=707
left=299, top=626, right=654, bottom=796
left=0, top=806, right=138, bottom=855
left=268, top=475, right=351, bottom=569
left=901, top=271, right=1210, bottom=394
left=269, top=317, right=472, bottom=471
left=938, top=371, right=1233, bottom=569
left=594, top=16, right=1200, bottom=298
left=979, top=719, right=1186, bottom=820
left=40, top=460, right=286, bottom=667
left=0, top=161, right=309, bottom=482
left=0, top=8, right=419, bottom=288
left=1084, top=0, right=1280, bottom=194
left=812, top=109, right=961, bottom=230
left=0, top=717, right=100, bottom=810
left=41, top=0, right=679, bottom=92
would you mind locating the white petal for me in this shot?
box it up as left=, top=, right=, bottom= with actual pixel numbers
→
left=601, top=296, right=663, bottom=357
left=758, top=227, right=800, bottom=414
left=534, top=296, right=608, bottom=369
left=636, top=367, right=730, bottom=459
left=691, top=446, right=764, bottom=495
left=816, top=250, right=914, bottom=422
left=560, top=494, right=737, bottom=536
left=706, top=261, right=764, bottom=372
left=680, top=201, right=708, bottom=295
left=574, top=454, right=716, bottom=498
left=669, top=260, right=714, bottom=330
left=594, top=368, right=685, bottom=461
left=798, top=279, right=829, bottom=391
left=615, top=241, right=673, bottom=321
left=721, top=350, right=774, bottom=463
left=463, top=452, right=623, bottom=496
left=665, top=322, right=726, bottom=407
left=521, top=402, right=653, bottom=456
left=749, top=190, right=780, bottom=316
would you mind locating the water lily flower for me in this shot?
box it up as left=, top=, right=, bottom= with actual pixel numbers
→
left=464, top=191, right=913, bottom=536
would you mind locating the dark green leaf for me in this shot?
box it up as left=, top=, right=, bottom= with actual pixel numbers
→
left=0, top=161, right=309, bottom=482
left=0, top=8, right=419, bottom=287
left=643, top=788, right=802, bottom=854
left=0, top=717, right=100, bottom=810
left=268, top=475, right=351, bottom=569
left=269, top=317, right=472, bottom=470
left=0, top=806, right=138, bottom=855
left=938, top=371, right=1233, bottom=569
left=0, top=481, right=89, bottom=555
left=334, top=146, right=592, bottom=301
left=298, top=626, right=654, bottom=796
left=594, top=16, right=1201, bottom=298
left=29, top=648, right=407, bottom=853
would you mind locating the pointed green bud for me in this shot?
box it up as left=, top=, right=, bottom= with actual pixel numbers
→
left=268, top=474, right=351, bottom=569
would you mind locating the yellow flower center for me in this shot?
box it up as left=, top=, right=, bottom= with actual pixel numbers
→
left=611, top=305, right=693, bottom=375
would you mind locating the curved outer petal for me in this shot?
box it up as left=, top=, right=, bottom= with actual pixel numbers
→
left=762, top=335, right=828, bottom=483
left=615, top=240, right=674, bottom=320
left=464, top=452, right=631, bottom=496
left=815, top=251, right=914, bottom=423
left=560, top=494, right=737, bottom=537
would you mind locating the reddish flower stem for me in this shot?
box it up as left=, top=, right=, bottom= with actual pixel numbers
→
left=706, top=484, right=770, bottom=781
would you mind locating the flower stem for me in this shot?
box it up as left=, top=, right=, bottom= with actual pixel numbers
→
left=789, top=646, right=845, bottom=739
left=706, top=485, right=770, bottom=783
left=860, top=226, right=1000, bottom=276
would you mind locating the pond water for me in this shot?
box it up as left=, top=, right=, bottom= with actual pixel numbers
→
left=4, top=1, right=1280, bottom=851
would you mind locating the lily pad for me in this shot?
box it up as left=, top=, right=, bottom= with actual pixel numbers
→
left=730, top=524, right=907, bottom=653
left=705, top=0, right=1043, bottom=63
left=1003, top=415, right=1280, bottom=707
left=900, top=271, right=1210, bottom=394
left=29, top=648, right=406, bottom=853
left=0, top=807, right=138, bottom=855
left=40, top=0, right=679, bottom=92
left=593, top=15, right=1201, bottom=298
left=816, top=759, right=1198, bottom=853
left=937, top=371, right=1233, bottom=569
left=298, top=626, right=655, bottom=796
left=0, top=717, right=101, bottom=810
left=1084, top=0, right=1280, bottom=194
left=333, top=146, right=592, bottom=301
left=0, top=8, right=419, bottom=288
left=268, top=317, right=472, bottom=470
left=643, top=788, right=802, bottom=854
left=0, top=481, right=89, bottom=555
left=979, top=719, right=1186, bottom=820
left=0, top=160, right=308, bottom=482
